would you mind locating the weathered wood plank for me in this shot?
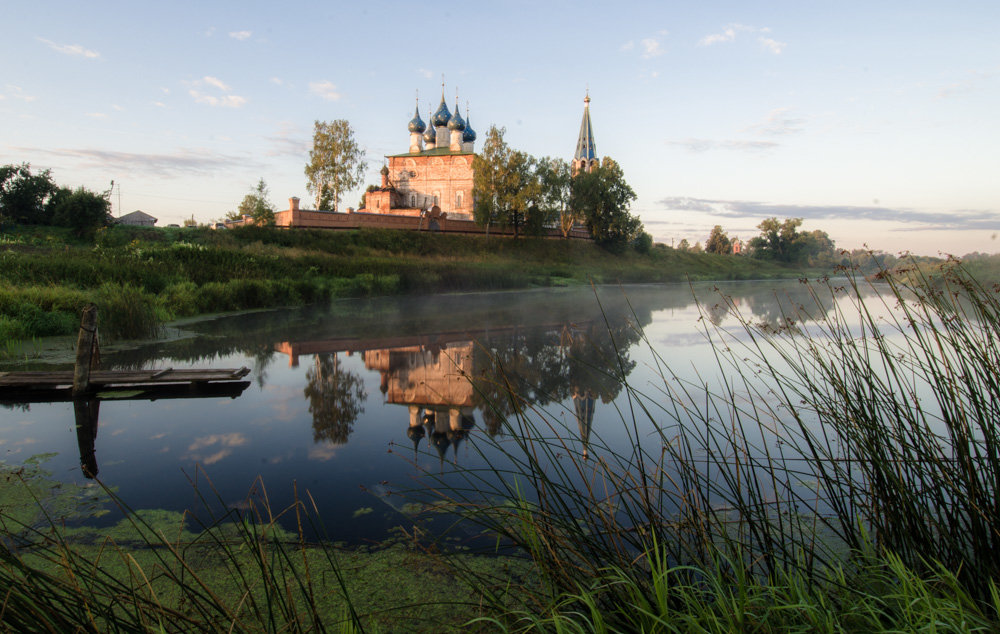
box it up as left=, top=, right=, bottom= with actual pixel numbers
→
left=0, top=367, right=252, bottom=388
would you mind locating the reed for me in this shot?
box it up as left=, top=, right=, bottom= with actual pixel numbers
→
left=415, top=257, right=1000, bottom=629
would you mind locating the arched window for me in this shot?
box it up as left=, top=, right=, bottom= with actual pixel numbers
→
left=456, top=191, right=463, bottom=208
left=433, top=191, right=440, bottom=206
left=410, top=195, right=416, bottom=207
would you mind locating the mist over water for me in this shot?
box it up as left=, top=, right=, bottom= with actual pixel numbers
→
left=0, top=281, right=881, bottom=543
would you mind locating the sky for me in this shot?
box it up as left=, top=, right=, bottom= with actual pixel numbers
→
left=2, top=0, right=998, bottom=256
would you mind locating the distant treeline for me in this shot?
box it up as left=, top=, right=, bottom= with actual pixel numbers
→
left=0, top=163, right=112, bottom=235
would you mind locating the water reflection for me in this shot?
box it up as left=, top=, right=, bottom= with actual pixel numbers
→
left=0, top=281, right=873, bottom=543
left=305, top=353, right=366, bottom=445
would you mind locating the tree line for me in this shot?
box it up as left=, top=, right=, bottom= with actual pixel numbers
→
left=472, top=126, right=645, bottom=252
left=0, top=163, right=112, bottom=235
left=679, top=218, right=839, bottom=266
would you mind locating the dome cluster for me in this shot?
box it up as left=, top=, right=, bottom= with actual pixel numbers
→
left=407, top=89, right=475, bottom=148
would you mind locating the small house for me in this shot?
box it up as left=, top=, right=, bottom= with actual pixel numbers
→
left=118, top=210, right=157, bottom=227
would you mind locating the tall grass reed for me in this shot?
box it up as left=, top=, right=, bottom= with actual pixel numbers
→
left=417, top=258, right=1000, bottom=628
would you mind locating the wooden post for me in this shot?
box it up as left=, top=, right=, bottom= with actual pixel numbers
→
left=72, top=304, right=99, bottom=397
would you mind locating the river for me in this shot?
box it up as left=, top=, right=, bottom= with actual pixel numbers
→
left=1, top=280, right=878, bottom=543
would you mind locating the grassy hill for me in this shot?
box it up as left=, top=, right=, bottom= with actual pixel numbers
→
left=0, top=224, right=809, bottom=344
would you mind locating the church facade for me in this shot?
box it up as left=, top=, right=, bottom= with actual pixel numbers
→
left=363, top=89, right=477, bottom=220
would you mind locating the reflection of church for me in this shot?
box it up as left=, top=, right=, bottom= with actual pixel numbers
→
left=274, top=309, right=624, bottom=461
left=363, top=343, right=477, bottom=463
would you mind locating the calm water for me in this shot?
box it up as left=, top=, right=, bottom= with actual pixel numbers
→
left=0, top=281, right=879, bottom=543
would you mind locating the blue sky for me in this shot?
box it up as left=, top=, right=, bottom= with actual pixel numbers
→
left=2, top=1, right=998, bottom=255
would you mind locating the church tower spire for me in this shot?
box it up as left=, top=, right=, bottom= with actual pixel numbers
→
left=573, top=91, right=598, bottom=175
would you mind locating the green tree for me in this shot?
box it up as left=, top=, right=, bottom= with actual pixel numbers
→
left=48, top=186, right=112, bottom=236
left=570, top=157, right=641, bottom=252
left=305, top=120, right=366, bottom=212
left=231, top=178, right=276, bottom=225
left=749, top=217, right=838, bottom=264
left=472, top=126, right=543, bottom=237
left=705, top=225, right=732, bottom=254
left=0, top=163, right=59, bottom=225
left=632, top=231, right=653, bottom=254
left=677, top=238, right=690, bottom=252
left=749, top=217, right=801, bottom=262
left=535, top=157, right=577, bottom=237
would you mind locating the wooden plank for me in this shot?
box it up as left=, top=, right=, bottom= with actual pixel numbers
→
left=0, top=381, right=251, bottom=405
left=0, top=367, right=251, bottom=388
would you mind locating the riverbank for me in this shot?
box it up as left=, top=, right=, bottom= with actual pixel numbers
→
left=0, top=223, right=811, bottom=345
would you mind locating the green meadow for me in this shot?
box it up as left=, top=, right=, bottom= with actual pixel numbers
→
left=1, top=224, right=800, bottom=345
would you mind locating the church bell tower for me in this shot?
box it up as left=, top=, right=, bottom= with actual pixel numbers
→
left=572, top=92, right=598, bottom=175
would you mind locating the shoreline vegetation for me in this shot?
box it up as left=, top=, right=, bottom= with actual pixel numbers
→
left=3, top=223, right=826, bottom=349
left=4, top=226, right=1000, bottom=630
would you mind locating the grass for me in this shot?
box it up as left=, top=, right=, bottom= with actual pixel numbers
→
left=0, top=223, right=811, bottom=348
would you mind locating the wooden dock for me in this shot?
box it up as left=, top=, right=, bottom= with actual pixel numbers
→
left=0, top=367, right=251, bottom=403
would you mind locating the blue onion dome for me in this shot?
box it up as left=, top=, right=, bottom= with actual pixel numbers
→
left=462, top=113, right=476, bottom=142
left=431, top=96, right=451, bottom=127
left=407, top=105, right=426, bottom=133
left=447, top=101, right=465, bottom=131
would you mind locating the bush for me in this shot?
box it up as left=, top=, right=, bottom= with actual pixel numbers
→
left=95, top=283, right=161, bottom=340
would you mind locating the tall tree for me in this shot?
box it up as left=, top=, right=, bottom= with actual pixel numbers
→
left=705, top=225, right=732, bottom=254
left=0, top=163, right=59, bottom=225
left=230, top=178, right=276, bottom=225
left=304, top=120, right=365, bottom=212
left=535, top=157, right=577, bottom=238
left=472, top=126, right=542, bottom=237
left=570, top=157, right=641, bottom=252
left=748, top=217, right=836, bottom=264
left=49, top=186, right=112, bottom=236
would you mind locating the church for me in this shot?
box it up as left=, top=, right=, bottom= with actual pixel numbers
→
left=362, top=87, right=478, bottom=220
left=267, top=88, right=596, bottom=237
left=362, top=87, right=598, bottom=221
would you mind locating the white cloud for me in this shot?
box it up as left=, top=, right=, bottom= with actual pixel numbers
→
left=36, top=37, right=100, bottom=59
left=13, top=145, right=265, bottom=177
left=658, top=196, right=1000, bottom=232
left=112, top=104, right=124, bottom=112
left=187, top=76, right=245, bottom=108
left=204, top=26, right=216, bottom=37
left=189, top=90, right=246, bottom=108
left=3, top=85, right=37, bottom=102
left=202, top=76, right=231, bottom=91
left=667, top=138, right=780, bottom=153
left=699, top=25, right=742, bottom=46
left=640, top=37, right=663, bottom=59
left=699, top=24, right=785, bottom=54
left=309, top=80, right=341, bottom=101
left=270, top=77, right=284, bottom=86
left=417, top=68, right=433, bottom=79
left=937, top=68, right=997, bottom=99
left=758, top=37, right=786, bottom=54
left=742, top=107, right=805, bottom=136
left=620, top=40, right=635, bottom=51
left=153, top=101, right=167, bottom=108
left=229, top=30, right=252, bottom=40
left=85, top=112, right=107, bottom=119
